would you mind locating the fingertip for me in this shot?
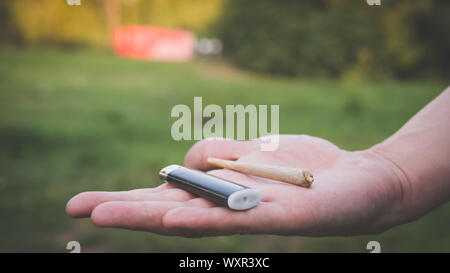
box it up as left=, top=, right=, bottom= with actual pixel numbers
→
left=65, top=196, right=77, bottom=218
left=90, top=202, right=113, bottom=227
left=65, top=192, right=91, bottom=218
left=184, top=140, right=208, bottom=169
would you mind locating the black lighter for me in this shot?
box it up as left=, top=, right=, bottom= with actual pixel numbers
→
left=159, top=165, right=261, bottom=210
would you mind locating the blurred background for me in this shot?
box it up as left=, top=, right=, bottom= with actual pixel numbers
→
left=0, top=0, right=449, bottom=252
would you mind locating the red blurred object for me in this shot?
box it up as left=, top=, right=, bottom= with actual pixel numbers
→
left=114, top=25, right=195, bottom=62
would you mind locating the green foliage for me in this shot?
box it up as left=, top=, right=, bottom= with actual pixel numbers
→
left=412, top=0, right=450, bottom=78
left=3, top=0, right=448, bottom=79
left=2, top=0, right=224, bottom=48
left=121, top=0, right=225, bottom=34
left=214, top=0, right=375, bottom=77
left=214, top=0, right=450, bottom=79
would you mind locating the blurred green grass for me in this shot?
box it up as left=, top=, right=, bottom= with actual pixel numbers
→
left=0, top=46, right=448, bottom=252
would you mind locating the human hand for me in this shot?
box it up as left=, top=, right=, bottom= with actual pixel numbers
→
left=66, top=135, right=407, bottom=237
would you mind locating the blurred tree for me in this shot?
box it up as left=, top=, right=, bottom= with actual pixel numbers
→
left=5, top=0, right=224, bottom=48
left=9, top=0, right=107, bottom=48
left=0, top=1, right=18, bottom=44
left=102, top=0, right=121, bottom=46
left=214, top=0, right=381, bottom=77
left=214, top=0, right=449, bottom=79
left=122, top=0, right=224, bottom=34
left=409, top=0, right=450, bottom=78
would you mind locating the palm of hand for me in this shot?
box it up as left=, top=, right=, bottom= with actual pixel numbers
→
left=66, top=135, right=402, bottom=237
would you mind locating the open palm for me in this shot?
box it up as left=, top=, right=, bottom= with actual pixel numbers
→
left=66, top=135, right=404, bottom=237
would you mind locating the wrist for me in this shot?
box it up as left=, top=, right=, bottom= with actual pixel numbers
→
left=362, top=144, right=412, bottom=231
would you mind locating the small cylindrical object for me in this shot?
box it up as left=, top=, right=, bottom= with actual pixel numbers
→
left=207, top=157, right=314, bottom=188
left=159, top=165, right=261, bottom=210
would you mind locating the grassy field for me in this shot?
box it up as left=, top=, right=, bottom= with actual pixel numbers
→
left=0, top=46, right=448, bottom=252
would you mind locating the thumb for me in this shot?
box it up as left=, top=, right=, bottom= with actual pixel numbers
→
left=184, top=138, right=256, bottom=170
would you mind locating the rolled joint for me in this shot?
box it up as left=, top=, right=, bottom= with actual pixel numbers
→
left=302, top=170, right=314, bottom=185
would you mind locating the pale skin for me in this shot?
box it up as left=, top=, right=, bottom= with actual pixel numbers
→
left=66, top=87, right=450, bottom=237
